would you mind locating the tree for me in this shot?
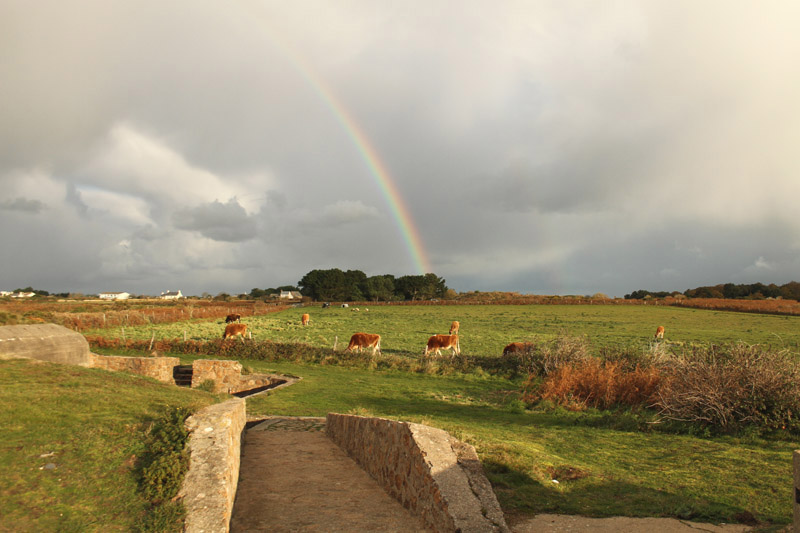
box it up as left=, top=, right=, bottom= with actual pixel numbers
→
left=363, top=275, right=396, bottom=302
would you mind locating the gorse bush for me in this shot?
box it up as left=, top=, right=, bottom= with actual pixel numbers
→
left=140, top=406, right=191, bottom=503
left=653, top=343, right=800, bottom=433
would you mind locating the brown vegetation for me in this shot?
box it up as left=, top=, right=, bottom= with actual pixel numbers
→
left=0, top=300, right=288, bottom=331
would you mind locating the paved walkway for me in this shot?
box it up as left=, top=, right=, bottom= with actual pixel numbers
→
left=230, top=417, right=429, bottom=532
left=231, top=417, right=765, bottom=533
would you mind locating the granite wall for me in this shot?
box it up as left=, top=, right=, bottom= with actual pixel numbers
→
left=181, top=397, right=246, bottom=533
left=90, top=354, right=179, bottom=383
left=326, top=413, right=508, bottom=533
left=794, top=450, right=799, bottom=532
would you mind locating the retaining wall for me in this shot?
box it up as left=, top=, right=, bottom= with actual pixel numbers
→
left=180, top=397, right=246, bottom=533
left=90, top=354, right=179, bottom=383
left=326, top=413, right=509, bottom=533
left=794, top=450, right=799, bottom=532
left=0, top=324, right=93, bottom=366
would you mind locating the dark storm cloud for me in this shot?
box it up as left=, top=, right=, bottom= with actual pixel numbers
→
left=1, top=1, right=799, bottom=296
left=0, top=197, right=45, bottom=213
left=173, top=199, right=258, bottom=243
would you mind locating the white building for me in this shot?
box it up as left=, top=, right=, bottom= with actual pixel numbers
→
left=160, top=290, right=184, bottom=300
left=0, top=291, right=11, bottom=297
left=11, top=292, right=35, bottom=298
left=99, top=292, right=130, bottom=300
left=279, top=290, right=303, bottom=299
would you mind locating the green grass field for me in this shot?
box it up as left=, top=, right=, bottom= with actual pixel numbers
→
left=8, top=304, right=800, bottom=528
left=0, top=359, right=216, bottom=532
left=91, top=304, right=800, bottom=356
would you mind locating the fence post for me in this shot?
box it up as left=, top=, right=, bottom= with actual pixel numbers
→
left=794, top=450, right=800, bottom=532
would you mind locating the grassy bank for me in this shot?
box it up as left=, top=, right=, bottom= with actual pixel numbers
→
left=0, top=359, right=216, bottom=532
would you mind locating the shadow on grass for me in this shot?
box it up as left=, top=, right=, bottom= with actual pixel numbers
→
left=484, top=459, right=756, bottom=524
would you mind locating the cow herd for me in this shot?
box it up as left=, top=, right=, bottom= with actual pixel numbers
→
left=220, top=310, right=666, bottom=357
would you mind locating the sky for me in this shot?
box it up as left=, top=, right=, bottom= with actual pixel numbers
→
left=2, top=1, right=799, bottom=297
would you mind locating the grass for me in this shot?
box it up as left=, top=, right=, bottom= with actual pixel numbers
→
left=0, top=359, right=217, bottom=532
left=172, top=353, right=795, bottom=525
left=86, top=304, right=800, bottom=356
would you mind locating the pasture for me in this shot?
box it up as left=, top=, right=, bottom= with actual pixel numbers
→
left=90, top=304, right=800, bottom=355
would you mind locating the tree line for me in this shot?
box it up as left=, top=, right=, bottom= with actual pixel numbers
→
left=296, top=268, right=449, bottom=302
left=625, top=281, right=800, bottom=301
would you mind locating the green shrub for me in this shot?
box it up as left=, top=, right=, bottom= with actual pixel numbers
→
left=138, top=406, right=191, bottom=512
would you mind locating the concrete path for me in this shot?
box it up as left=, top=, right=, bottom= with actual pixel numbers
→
left=230, top=417, right=429, bottom=532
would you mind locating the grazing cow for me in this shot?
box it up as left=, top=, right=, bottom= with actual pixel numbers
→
left=301, top=313, right=310, bottom=326
left=449, top=321, right=460, bottom=335
left=502, top=342, right=534, bottom=356
left=345, top=332, right=382, bottom=355
left=654, top=326, right=665, bottom=340
left=425, top=334, right=460, bottom=357
left=225, top=313, right=241, bottom=324
left=223, top=323, right=248, bottom=340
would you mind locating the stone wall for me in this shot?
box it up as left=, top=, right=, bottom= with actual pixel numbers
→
left=181, top=397, right=246, bottom=533
left=326, top=413, right=508, bottom=533
left=794, top=450, right=799, bottom=531
left=90, top=354, right=179, bottom=383
left=0, top=324, right=93, bottom=366
left=192, top=359, right=243, bottom=393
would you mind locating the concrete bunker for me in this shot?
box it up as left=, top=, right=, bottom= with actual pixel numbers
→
left=0, top=324, right=93, bottom=366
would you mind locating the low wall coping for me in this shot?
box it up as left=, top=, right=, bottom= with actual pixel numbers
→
left=793, top=450, right=799, bottom=532
left=326, top=413, right=509, bottom=533
left=181, top=397, right=246, bottom=533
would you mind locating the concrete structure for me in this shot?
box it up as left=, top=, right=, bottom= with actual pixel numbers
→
left=98, top=292, right=130, bottom=300
left=794, top=450, right=799, bottom=532
left=180, top=398, right=246, bottom=533
left=326, top=413, right=509, bottom=533
left=10, top=291, right=35, bottom=298
left=90, top=354, right=179, bottom=383
left=0, top=324, right=93, bottom=366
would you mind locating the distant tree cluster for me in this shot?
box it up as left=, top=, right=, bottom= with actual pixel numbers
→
left=297, top=268, right=448, bottom=302
left=625, top=281, right=800, bottom=301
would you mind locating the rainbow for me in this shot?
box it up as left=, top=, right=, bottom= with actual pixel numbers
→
left=241, top=5, right=431, bottom=274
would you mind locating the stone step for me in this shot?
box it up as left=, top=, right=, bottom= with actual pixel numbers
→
left=173, top=365, right=193, bottom=387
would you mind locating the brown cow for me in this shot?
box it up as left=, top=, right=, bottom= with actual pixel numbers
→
left=223, top=323, right=248, bottom=340
left=301, top=313, right=310, bottom=326
left=225, top=313, right=241, bottom=324
left=449, top=321, right=460, bottom=335
left=425, top=334, right=460, bottom=357
left=502, top=342, right=534, bottom=356
left=345, top=332, right=382, bottom=355
left=654, top=326, right=665, bottom=340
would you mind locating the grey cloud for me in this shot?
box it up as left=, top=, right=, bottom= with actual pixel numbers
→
left=0, top=197, right=45, bottom=213
left=65, top=183, right=88, bottom=216
left=173, top=198, right=257, bottom=242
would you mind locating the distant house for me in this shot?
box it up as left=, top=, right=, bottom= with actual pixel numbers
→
left=160, top=290, right=184, bottom=300
left=11, top=292, right=35, bottom=298
left=279, top=290, right=303, bottom=300
left=0, top=291, right=11, bottom=297
left=99, top=292, right=130, bottom=300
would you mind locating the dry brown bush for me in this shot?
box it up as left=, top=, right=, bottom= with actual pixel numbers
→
left=502, top=335, right=591, bottom=377
left=529, top=358, right=662, bottom=410
left=653, top=343, right=800, bottom=432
